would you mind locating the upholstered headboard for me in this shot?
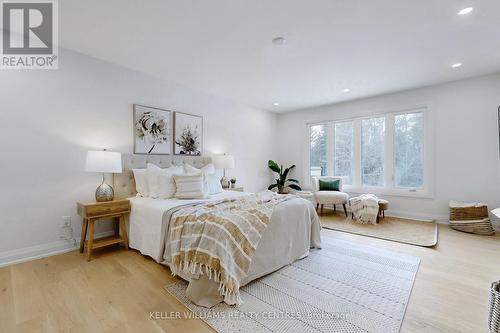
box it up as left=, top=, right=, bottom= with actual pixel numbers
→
left=113, top=154, right=212, bottom=199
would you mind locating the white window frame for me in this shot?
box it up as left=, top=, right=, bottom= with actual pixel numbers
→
left=304, top=104, right=434, bottom=198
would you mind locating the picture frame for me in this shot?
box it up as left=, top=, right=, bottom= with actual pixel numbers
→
left=174, top=112, right=203, bottom=156
left=133, top=104, right=172, bottom=155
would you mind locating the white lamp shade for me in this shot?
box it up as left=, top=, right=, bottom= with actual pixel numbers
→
left=213, top=154, right=235, bottom=169
left=85, top=150, right=122, bottom=173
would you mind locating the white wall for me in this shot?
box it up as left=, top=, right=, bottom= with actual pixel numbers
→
left=0, top=49, right=278, bottom=265
left=277, top=73, right=500, bottom=222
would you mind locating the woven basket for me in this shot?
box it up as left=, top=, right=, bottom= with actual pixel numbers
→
left=489, top=281, right=500, bottom=333
left=450, top=205, right=488, bottom=221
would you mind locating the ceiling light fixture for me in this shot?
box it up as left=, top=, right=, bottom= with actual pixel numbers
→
left=452, top=62, right=463, bottom=68
left=458, top=7, right=473, bottom=15
left=272, top=37, right=286, bottom=45
left=273, top=102, right=280, bottom=106
left=343, top=88, right=351, bottom=93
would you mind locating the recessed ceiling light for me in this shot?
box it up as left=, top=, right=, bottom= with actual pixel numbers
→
left=273, top=102, right=280, bottom=106
left=458, top=7, right=473, bottom=15
left=452, top=62, right=463, bottom=68
left=343, top=88, right=351, bottom=93
left=272, top=37, right=286, bottom=45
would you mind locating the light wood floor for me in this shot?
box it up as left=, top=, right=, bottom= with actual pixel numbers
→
left=1, top=220, right=499, bottom=333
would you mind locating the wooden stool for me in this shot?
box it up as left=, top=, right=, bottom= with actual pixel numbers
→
left=378, top=199, right=389, bottom=222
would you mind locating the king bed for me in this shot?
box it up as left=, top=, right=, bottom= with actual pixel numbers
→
left=114, top=155, right=322, bottom=307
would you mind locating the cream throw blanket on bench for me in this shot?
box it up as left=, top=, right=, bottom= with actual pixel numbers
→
left=350, top=194, right=380, bottom=225
left=168, top=193, right=295, bottom=305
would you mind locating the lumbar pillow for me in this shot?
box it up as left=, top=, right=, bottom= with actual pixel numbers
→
left=147, top=163, right=184, bottom=199
left=319, top=179, right=340, bottom=191
left=173, top=173, right=208, bottom=199
left=132, top=168, right=149, bottom=197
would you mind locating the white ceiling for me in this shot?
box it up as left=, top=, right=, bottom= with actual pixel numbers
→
left=60, top=0, right=500, bottom=112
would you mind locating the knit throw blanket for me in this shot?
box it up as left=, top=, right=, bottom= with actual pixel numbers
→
left=168, top=193, right=295, bottom=305
left=350, top=194, right=380, bottom=225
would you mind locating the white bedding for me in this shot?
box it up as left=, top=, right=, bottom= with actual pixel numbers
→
left=129, top=190, right=248, bottom=261
left=128, top=190, right=322, bottom=307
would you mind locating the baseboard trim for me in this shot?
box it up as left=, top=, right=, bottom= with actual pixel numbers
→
left=0, top=230, right=115, bottom=268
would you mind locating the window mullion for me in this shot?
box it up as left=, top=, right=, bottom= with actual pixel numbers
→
left=385, top=115, right=395, bottom=189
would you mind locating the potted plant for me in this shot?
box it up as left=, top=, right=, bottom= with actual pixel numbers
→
left=230, top=178, right=237, bottom=188
left=267, top=160, right=302, bottom=194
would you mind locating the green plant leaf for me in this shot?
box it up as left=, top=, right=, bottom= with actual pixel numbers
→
left=268, top=184, right=278, bottom=190
left=289, top=164, right=296, bottom=170
left=281, top=167, right=290, bottom=184
left=287, top=178, right=299, bottom=183
left=268, top=160, right=280, bottom=173
left=288, top=184, right=302, bottom=191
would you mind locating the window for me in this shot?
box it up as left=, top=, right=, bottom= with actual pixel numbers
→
left=361, top=117, right=385, bottom=186
left=334, top=121, right=353, bottom=185
left=394, top=112, right=423, bottom=188
left=310, top=124, right=327, bottom=177
left=306, top=107, right=431, bottom=197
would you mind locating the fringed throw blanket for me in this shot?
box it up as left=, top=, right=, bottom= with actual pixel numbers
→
left=168, top=193, right=295, bottom=305
left=350, top=194, right=380, bottom=225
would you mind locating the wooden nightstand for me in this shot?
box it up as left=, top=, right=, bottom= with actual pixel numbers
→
left=77, top=199, right=130, bottom=261
left=226, top=187, right=244, bottom=192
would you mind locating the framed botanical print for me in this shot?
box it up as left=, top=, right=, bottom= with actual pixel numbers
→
left=174, top=112, right=203, bottom=155
left=133, top=104, right=171, bottom=155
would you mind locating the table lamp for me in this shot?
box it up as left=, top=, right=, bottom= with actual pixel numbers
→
left=213, top=154, right=234, bottom=188
left=85, top=150, right=122, bottom=202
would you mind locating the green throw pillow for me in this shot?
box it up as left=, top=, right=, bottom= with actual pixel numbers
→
left=319, top=179, right=340, bottom=191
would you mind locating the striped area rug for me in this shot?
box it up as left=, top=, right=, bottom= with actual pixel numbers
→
left=165, top=237, right=420, bottom=333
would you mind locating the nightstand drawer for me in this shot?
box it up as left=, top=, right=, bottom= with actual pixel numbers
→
left=78, top=200, right=130, bottom=218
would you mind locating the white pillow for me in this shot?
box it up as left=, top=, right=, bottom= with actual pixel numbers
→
left=132, top=168, right=149, bottom=197
left=173, top=174, right=208, bottom=199
left=184, top=163, right=222, bottom=194
left=205, top=173, right=223, bottom=195
left=184, top=163, right=215, bottom=176
left=147, top=163, right=184, bottom=199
